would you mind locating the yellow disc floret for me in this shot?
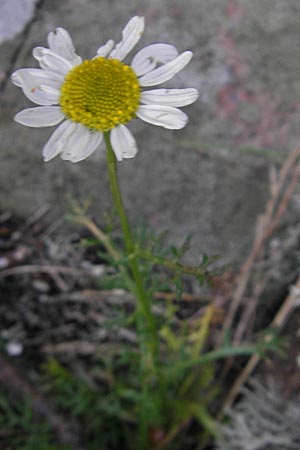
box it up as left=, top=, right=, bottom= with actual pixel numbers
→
left=60, top=57, right=141, bottom=131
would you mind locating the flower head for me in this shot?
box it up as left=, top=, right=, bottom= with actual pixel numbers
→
left=12, top=17, right=198, bottom=163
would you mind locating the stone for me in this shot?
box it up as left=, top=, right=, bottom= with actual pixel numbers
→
left=1, top=0, right=300, bottom=264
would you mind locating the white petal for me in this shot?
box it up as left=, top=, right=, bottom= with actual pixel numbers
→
left=33, top=47, right=75, bottom=76
left=139, top=51, right=193, bottom=87
left=110, top=125, right=138, bottom=161
left=136, top=105, right=188, bottom=129
left=11, top=67, right=63, bottom=87
left=131, top=44, right=179, bottom=77
left=11, top=71, right=23, bottom=87
left=47, top=27, right=82, bottom=65
left=40, top=84, right=61, bottom=98
left=46, top=121, right=101, bottom=163
left=70, top=131, right=103, bottom=162
left=109, top=16, right=144, bottom=61
left=141, top=88, right=199, bottom=107
left=61, top=125, right=103, bottom=162
left=11, top=69, right=61, bottom=105
left=96, top=39, right=115, bottom=57
left=43, top=120, right=77, bottom=161
left=14, top=106, right=65, bottom=127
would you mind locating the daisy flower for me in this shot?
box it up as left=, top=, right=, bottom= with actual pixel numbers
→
left=11, top=16, right=198, bottom=163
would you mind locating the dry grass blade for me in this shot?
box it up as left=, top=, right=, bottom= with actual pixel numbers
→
left=218, top=273, right=300, bottom=420
left=220, top=145, right=300, bottom=341
left=0, top=264, right=92, bottom=279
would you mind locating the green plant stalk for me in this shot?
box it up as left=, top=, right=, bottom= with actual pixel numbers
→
left=104, top=132, right=158, bottom=361
left=167, top=344, right=257, bottom=375
left=104, top=132, right=161, bottom=448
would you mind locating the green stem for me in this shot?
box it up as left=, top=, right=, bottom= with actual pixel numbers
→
left=104, top=132, right=158, bottom=363
left=167, top=345, right=257, bottom=375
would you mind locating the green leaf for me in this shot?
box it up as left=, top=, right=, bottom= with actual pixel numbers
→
left=167, top=345, right=257, bottom=375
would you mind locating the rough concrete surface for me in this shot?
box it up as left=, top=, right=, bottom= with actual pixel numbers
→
left=0, top=0, right=37, bottom=43
left=1, top=0, right=300, bottom=264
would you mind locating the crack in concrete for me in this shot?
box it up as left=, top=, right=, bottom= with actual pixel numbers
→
left=0, top=0, right=45, bottom=93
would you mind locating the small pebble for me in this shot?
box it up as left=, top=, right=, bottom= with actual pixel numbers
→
left=5, top=341, right=23, bottom=356
left=32, top=279, right=50, bottom=293
left=81, top=261, right=105, bottom=277
left=0, top=256, right=9, bottom=268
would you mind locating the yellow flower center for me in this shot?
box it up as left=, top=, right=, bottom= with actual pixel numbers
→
left=60, top=57, right=141, bottom=131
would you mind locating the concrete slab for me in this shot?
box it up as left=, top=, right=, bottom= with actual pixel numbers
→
left=0, top=0, right=37, bottom=43
left=1, top=0, right=300, bottom=263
